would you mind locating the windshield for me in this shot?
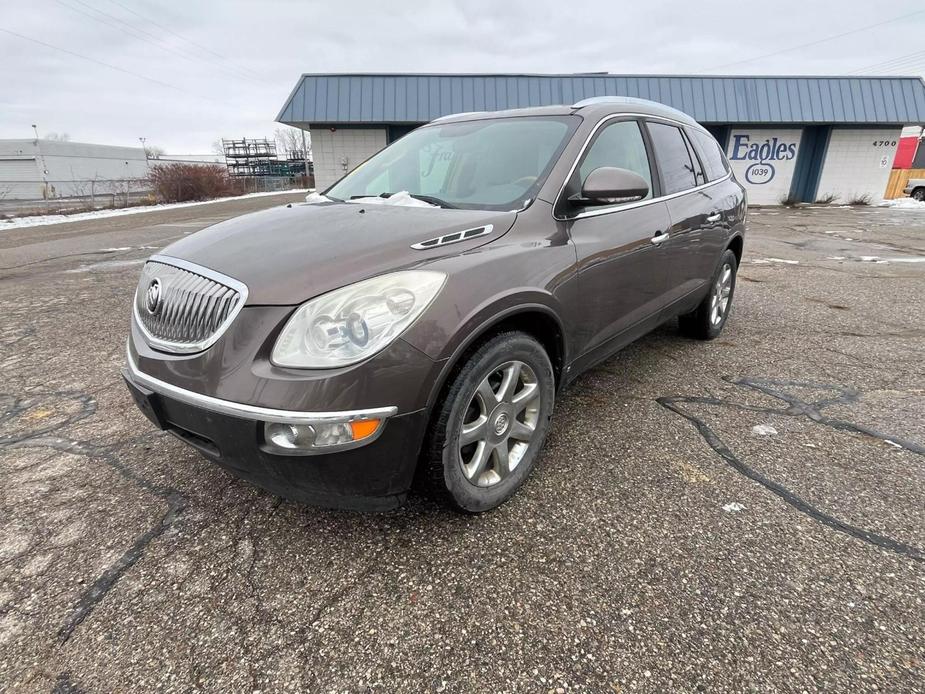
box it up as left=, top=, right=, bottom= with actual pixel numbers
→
left=326, top=116, right=579, bottom=211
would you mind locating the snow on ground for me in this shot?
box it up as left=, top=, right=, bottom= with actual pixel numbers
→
left=0, top=189, right=311, bottom=231
left=878, top=197, right=925, bottom=209
left=857, top=255, right=925, bottom=264
left=751, top=424, right=778, bottom=436
left=751, top=257, right=800, bottom=265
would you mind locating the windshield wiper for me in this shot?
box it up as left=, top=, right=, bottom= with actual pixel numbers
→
left=402, top=193, right=456, bottom=209
left=349, top=192, right=457, bottom=209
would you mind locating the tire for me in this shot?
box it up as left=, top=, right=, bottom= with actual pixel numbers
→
left=678, top=249, right=738, bottom=340
left=913, top=188, right=925, bottom=202
left=422, top=331, right=556, bottom=512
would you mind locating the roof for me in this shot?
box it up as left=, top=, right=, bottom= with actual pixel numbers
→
left=431, top=97, right=702, bottom=128
left=277, top=73, right=925, bottom=126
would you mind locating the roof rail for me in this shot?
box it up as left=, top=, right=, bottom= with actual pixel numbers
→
left=431, top=111, right=488, bottom=123
left=571, top=96, right=695, bottom=122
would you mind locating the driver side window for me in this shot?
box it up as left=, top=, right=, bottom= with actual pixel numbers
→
left=578, top=120, right=653, bottom=200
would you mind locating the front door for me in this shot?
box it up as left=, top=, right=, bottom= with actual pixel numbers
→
left=560, top=118, right=673, bottom=364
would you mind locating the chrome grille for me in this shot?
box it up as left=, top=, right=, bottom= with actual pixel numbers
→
left=133, top=256, right=247, bottom=354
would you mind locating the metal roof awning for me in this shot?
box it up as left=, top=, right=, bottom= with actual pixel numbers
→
left=277, top=73, right=925, bottom=127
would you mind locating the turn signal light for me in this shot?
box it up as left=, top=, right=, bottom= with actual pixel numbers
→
left=350, top=419, right=381, bottom=440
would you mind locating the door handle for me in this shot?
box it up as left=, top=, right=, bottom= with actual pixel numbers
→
left=706, top=212, right=722, bottom=223
left=651, top=232, right=670, bottom=245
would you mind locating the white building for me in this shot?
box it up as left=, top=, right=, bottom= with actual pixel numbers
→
left=0, top=139, right=150, bottom=200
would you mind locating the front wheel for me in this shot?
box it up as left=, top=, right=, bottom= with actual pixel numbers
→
left=679, top=249, right=738, bottom=340
left=423, top=332, right=556, bottom=512
left=913, top=188, right=925, bottom=202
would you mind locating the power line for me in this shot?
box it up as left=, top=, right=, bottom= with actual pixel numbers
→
left=103, top=0, right=263, bottom=80
left=852, top=49, right=925, bottom=74
left=53, top=0, right=262, bottom=85
left=698, top=9, right=925, bottom=72
left=0, top=26, right=234, bottom=106
left=53, top=0, right=201, bottom=62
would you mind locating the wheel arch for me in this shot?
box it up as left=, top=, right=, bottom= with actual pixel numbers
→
left=423, top=303, right=568, bottom=413
left=726, top=234, right=744, bottom=266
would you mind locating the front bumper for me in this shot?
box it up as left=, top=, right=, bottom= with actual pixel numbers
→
left=123, top=352, right=429, bottom=511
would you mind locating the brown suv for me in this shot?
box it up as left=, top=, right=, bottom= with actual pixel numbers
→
left=123, top=97, right=746, bottom=512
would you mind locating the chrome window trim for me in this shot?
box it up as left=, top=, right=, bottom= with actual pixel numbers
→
left=552, top=112, right=731, bottom=222
left=125, top=343, right=398, bottom=427
left=133, top=254, right=249, bottom=355
left=410, top=224, right=494, bottom=250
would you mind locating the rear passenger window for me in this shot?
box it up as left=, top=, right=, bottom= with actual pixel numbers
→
left=684, top=134, right=706, bottom=186
left=647, top=122, right=698, bottom=194
left=578, top=120, right=652, bottom=200
left=689, top=129, right=729, bottom=181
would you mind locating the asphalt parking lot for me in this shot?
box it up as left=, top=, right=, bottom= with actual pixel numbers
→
left=1, top=194, right=924, bottom=693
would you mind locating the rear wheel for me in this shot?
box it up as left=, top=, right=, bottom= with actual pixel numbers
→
left=679, top=249, right=738, bottom=340
left=423, top=332, right=555, bottom=512
left=913, top=188, right=925, bottom=202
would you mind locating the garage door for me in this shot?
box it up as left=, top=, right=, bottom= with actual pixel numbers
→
left=0, top=158, right=41, bottom=199
left=0, top=158, right=39, bottom=181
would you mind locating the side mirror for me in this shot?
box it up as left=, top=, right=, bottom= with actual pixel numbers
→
left=572, top=167, right=649, bottom=206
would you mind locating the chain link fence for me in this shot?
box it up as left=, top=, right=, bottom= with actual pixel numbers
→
left=0, top=175, right=310, bottom=217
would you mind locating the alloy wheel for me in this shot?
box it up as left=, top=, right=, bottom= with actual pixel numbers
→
left=458, top=360, right=541, bottom=488
left=709, top=262, right=733, bottom=326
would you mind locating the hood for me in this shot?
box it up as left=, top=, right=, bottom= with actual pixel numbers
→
left=159, top=201, right=517, bottom=304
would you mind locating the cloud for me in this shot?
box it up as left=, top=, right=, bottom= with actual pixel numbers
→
left=2, top=0, right=923, bottom=152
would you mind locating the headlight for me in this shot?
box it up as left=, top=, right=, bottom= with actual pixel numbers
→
left=271, top=270, right=446, bottom=368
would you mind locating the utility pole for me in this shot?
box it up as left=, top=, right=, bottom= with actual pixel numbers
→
left=139, top=136, right=147, bottom=159
left=32, top=124, right=50, bottom=200
left=301, top=128, right=311, bottom=189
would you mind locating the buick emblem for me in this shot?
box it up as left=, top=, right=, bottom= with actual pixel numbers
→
left=145, top=278, right=162, bottom=315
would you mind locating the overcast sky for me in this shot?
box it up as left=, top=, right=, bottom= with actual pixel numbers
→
left=2, top=0, right=924, bottom=153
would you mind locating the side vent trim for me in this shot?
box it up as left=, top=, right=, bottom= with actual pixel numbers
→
left=411, top=224, right=494, bottom=250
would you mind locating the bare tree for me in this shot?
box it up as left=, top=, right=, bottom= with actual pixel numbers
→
left=274, top=126, right=311, bottom=159
left=211, top=140, right=226, bottom=157
left=144, top=145, right=166, bottom=159
left=45, top=132, right=70, bottom=141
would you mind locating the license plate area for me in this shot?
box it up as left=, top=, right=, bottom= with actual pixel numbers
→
left=122, top=373, right=167, bottom=429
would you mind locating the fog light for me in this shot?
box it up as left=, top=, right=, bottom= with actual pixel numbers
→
left=265, top=422, right=316, bottom=450
left=263, top=418, right=383, bottom=454
left=313, top=421, right=353, bottom=447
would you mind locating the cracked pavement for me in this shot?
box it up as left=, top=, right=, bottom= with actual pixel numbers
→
left=1, top=195, right=924, bottom=692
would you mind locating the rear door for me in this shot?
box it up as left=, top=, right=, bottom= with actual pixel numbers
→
left=687, top=127, right=739, bottom=278
left=560, top=118, right=673, bottom=362
left=643, top=120, right=710, bottom=307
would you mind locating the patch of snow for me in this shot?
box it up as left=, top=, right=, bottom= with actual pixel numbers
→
left=99, top=247, right=132, bottom=252
left=884, top=440, right=903, bottom=449
left=763, top=258, right=799, bottom=265
left=878, top=197, right=925, bottom=209
left=0, top=189, right=310, bottom=231
left=723, top=502, right=745, bottom=513
left=304, top=192, right=331, bottom=204
left=856, top=255, right=925, bottom=264
left=346, top=191, right=438, bottom=208
left=65, top=259, right=146, bottom=273
left=751, top=424, right=778, bottom=436
left=827, top=256, right=846, bottom=260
